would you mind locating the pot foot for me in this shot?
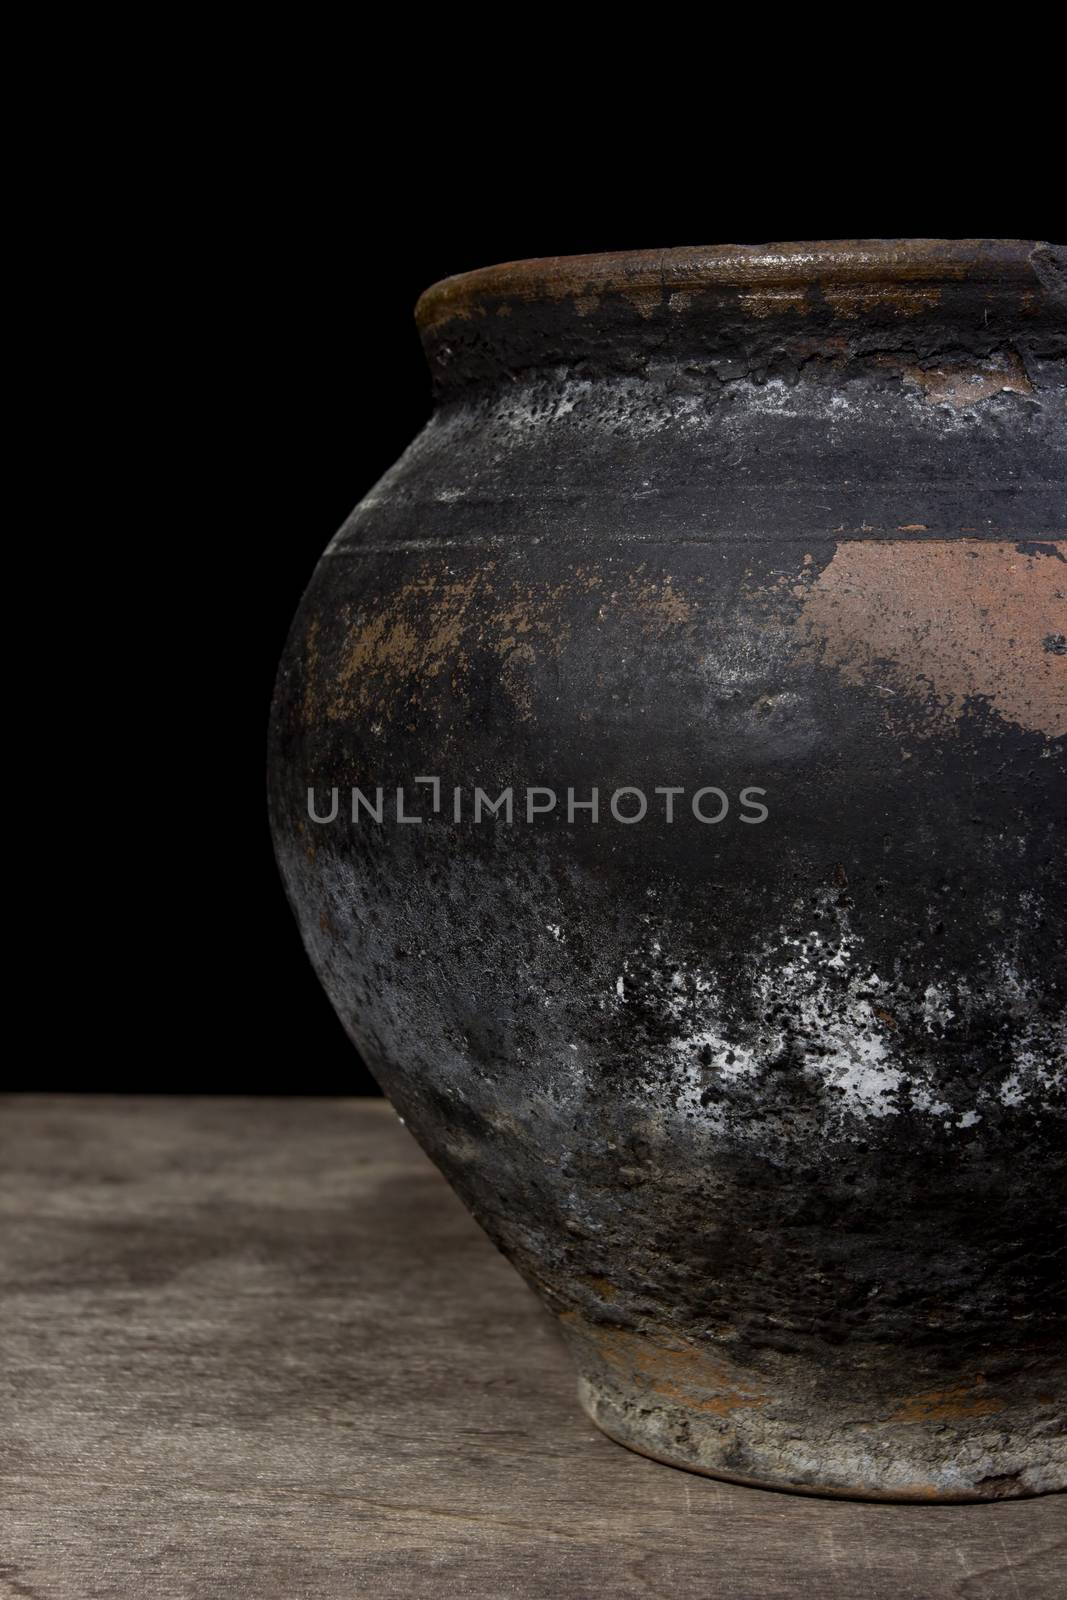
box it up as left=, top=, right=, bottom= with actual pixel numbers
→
left=563, top=1318, right=1066, bottom=1502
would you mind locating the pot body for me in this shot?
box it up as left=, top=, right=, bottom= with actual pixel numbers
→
left=269, top=243, right=1066, bottom=1498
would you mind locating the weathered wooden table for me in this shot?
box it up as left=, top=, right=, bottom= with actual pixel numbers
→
left=1, top=1097, right=1062, bottom=1598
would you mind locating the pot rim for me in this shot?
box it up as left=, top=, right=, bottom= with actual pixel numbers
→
left=416, top=239, right=1055, bottom=332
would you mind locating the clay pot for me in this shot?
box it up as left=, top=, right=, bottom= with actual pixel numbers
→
left=268, top=241, right=1066, bottom=1499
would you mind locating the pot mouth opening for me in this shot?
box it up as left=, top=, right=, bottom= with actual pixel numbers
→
left=416, top=239, right=1057, bottom=333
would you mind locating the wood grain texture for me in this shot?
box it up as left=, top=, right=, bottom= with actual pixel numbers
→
left=1, top=1096, right=1063, bottom=1599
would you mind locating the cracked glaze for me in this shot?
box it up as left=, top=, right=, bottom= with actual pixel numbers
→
left=270, top=241, right=1066, bottom=1499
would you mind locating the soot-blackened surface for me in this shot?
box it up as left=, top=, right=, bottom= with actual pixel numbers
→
left=269, top=246, right=1066, bottom=1495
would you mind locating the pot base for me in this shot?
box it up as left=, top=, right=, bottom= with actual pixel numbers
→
left=563, top=1319, right=1066, bottom=1502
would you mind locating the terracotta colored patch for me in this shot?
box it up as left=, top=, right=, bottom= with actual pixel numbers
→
left=302, top=615, right=322, bottom=724
left=823, top=284, right=941, bottom=318
left=578, top=1322, right=768, bottom=1417
left=889, top=1378, right=1005, bottom=1424
left=904, top=350, right=1033, bottom=408
left=328, top=569, right=487, bottom=719
left=795, top=540, right=1066, bottom=738
left=620, top=286, right=660, bottom=320
left=626, top=571, right=694, bottom=628
left=737, top=288, right=809, bottom=319
left=312, top=564, right=694, bottom=728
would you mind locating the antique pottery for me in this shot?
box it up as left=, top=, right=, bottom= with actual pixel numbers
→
left=269, top=241, right=1066, bottom=1499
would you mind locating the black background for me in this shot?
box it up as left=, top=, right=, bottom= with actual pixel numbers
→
left=40, top=123, right=1059, bottom=1095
